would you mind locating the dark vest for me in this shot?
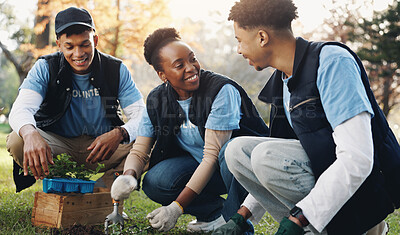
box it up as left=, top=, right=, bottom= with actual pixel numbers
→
left=13, top=49, right=125, bottom=193
left=146, top=69, right=270, bottom=168
left=35, top=49, right=124, bottom=130
left=259, top=37, right=400, bottom=234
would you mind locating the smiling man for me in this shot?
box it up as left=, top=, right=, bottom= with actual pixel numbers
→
left=7, top=7, right=145, bottom=192
left=213, top=0, right=400, bottom=235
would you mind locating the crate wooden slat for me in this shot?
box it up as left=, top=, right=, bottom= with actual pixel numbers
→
left=32, top=191, right=123, bottom=228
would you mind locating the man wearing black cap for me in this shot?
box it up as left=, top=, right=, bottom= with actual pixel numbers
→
left=7, top=7, right=145, bottom=192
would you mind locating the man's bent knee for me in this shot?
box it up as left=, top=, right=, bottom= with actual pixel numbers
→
left=6, top=131, right=24, bottom=167
left=142, top=174, right=178, bottom=205
left=251, top=141, right=283, bottom=187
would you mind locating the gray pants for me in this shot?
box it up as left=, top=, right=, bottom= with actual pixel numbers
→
left=225, top=136, right=386, bottom=235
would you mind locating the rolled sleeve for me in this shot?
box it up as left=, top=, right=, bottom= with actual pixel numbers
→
left=205, top=84, right=242, bottom=131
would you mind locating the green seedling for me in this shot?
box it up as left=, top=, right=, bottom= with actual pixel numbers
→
left=21, top=153, right=104, bottom=180
left=47, top=153, right=104, bottom=180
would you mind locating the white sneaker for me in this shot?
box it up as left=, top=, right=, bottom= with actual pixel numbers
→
left=187, top=215, right=226, bottom=232
left=382, top=221, right=389, bottom=235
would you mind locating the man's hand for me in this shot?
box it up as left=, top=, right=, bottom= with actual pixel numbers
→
left=212, top=213, right=250, bottom=235
left=20, top=125, right=53, bottom=180
left=274, top=217, right=304, bottom=235
left=146, top=201, right=183, bottom=232
left=110, top=175, right=137, bottom=200
left=86, top=128, right=123, bottom=164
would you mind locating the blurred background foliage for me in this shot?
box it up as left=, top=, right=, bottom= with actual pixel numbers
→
left=0, top=0, right=399, bottom=137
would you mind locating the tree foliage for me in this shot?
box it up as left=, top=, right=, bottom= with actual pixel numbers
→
left=0, top=57, right=19, bottom=114
left=37, top=0, right=170, bottom=59
left=0, top=0, right=171, bottom=85
left=318, top=0, right=374, bottom=43
left=0, top=1, right=35, bottom=83
left=308, top=0, right=400, bottom=117
left=347, top=0, right=400, bottom=116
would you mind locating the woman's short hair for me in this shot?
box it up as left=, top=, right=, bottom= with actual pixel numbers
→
left=143, top=27, right=181, bottom=71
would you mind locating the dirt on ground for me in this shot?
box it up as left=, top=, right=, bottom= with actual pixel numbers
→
left=50, top=224, right=104, bottom=235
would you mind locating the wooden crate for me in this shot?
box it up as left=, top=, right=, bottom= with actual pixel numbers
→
left=32, top=191, right=123, bottom=228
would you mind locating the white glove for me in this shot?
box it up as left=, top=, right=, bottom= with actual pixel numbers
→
left=146, top=201, right=183, bottom=232
left=110, top=175, right=138, bottom=200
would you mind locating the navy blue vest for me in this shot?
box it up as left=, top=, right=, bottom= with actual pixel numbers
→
left=35, top=49, right=124, bottom=129
left=259, top=37, right=400, bottom=234
left=146, top=69, right=270, bottom=169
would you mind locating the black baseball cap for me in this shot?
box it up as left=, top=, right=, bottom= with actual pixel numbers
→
left=55, top=7, right=95, bottom=34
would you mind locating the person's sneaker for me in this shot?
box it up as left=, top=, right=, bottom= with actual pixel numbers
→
left=382, top=221, right=389, bottom=235
left=187, top=215, right=226, bottom=232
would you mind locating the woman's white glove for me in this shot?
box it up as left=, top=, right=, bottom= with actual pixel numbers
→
left=110, top=175, right=138, bottom=200
left=146, top=201, right=183, bottom=232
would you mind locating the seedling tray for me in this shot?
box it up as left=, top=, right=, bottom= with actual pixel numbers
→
left=43, top=178, right=95, bottom=194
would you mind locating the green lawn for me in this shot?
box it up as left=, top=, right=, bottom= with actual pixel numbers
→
left=0, top=126, right=277, bottom=234
left=0, top=125, right=399, bottom=234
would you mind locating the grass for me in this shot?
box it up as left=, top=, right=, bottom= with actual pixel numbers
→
left=0, top=126, right=277, bottom=234
left=0, top=124, right=399, bottom=234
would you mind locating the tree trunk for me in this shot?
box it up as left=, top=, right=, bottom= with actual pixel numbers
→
left=35, top=0, right=50, bottom=49
left=110, top=0, right=121, bottom=57
left=382, top=76, right=391, bottom=117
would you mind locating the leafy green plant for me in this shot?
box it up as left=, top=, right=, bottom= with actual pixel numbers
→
left=47, top=153, right=104, bottom=181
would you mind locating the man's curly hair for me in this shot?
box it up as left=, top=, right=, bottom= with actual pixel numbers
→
left=228, top=0, right=298, bottom=30
left=143, top=27, right=181, bottom=71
